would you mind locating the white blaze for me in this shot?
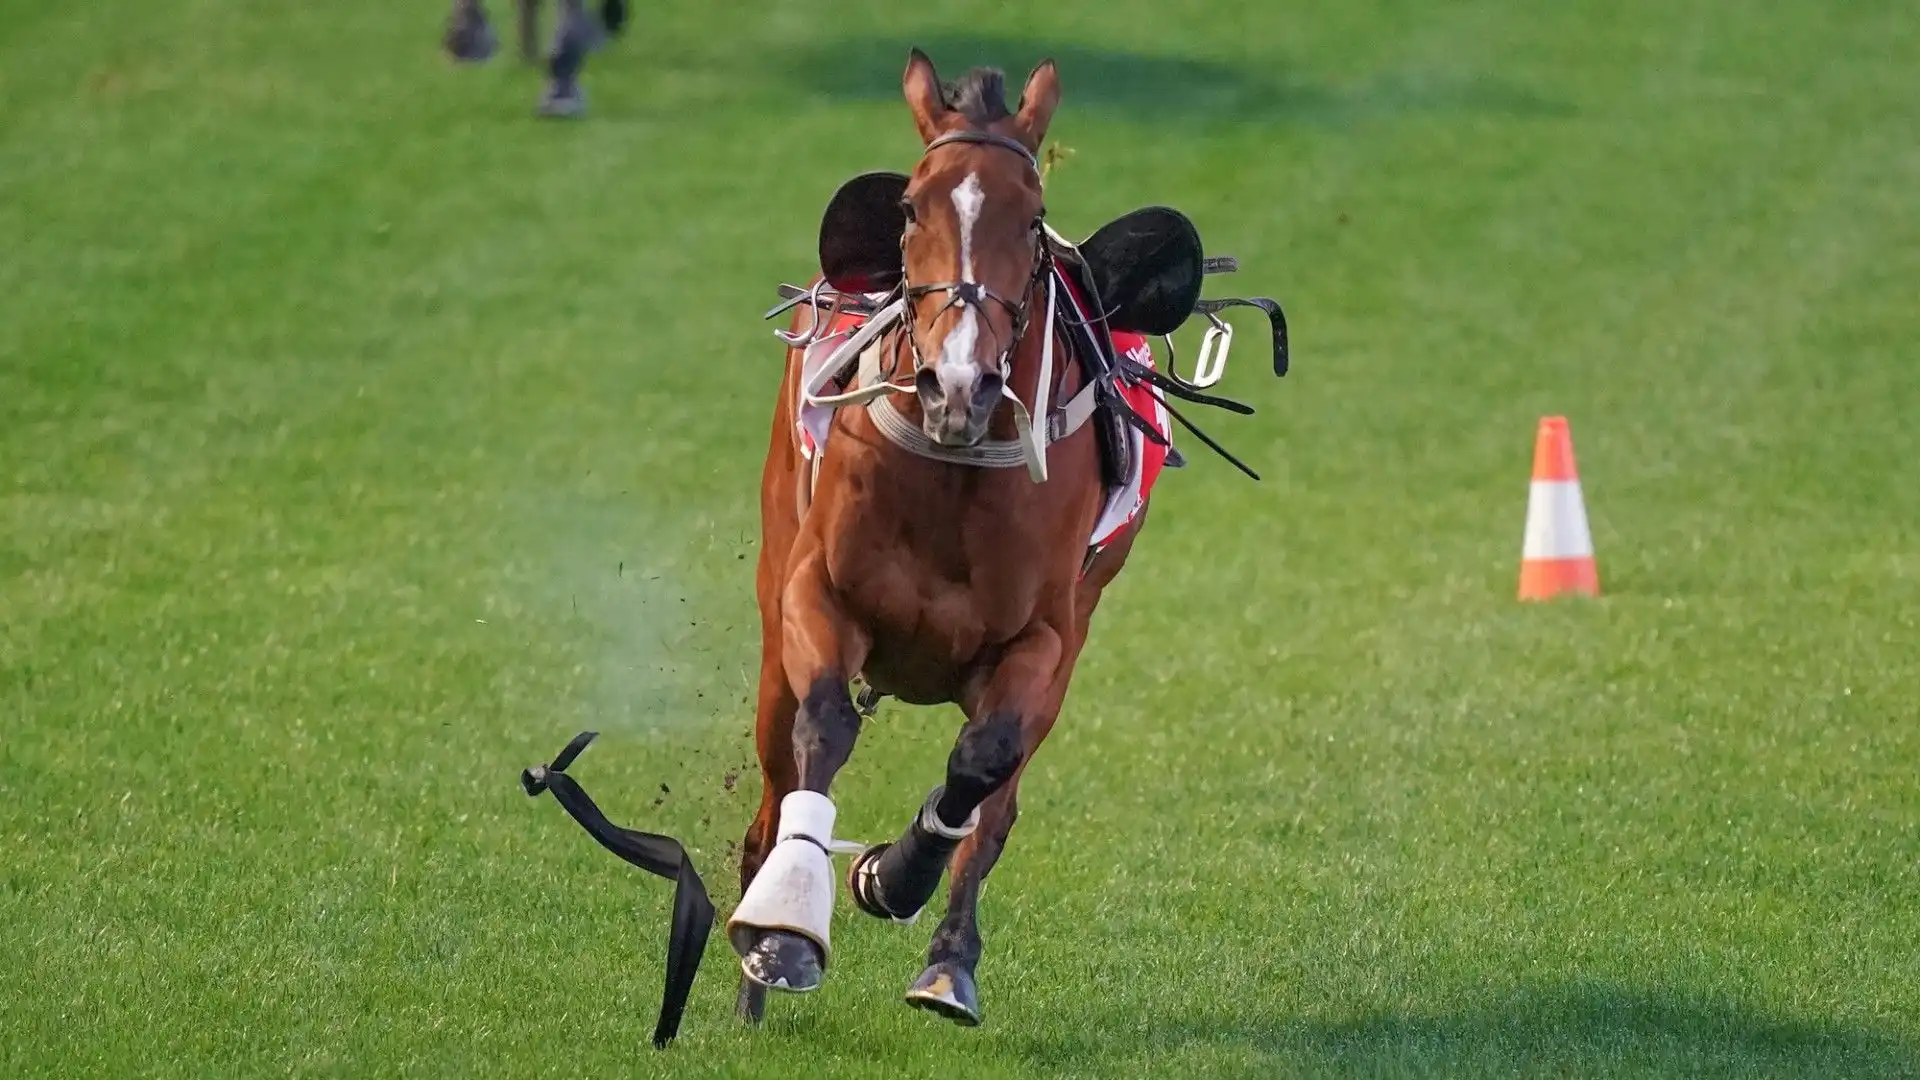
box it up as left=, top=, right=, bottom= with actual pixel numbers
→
left=937, top=173, right=986, bottom=389
left=952, top=172, right=984, bottom=282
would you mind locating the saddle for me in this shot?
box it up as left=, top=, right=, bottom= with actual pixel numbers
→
left=781, top=169, right=1291, bottom=486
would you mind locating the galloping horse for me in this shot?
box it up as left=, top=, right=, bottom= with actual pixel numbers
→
left=443, top=0, right=627, bottom=116
left=725, top=49, right=1288, bottom=1026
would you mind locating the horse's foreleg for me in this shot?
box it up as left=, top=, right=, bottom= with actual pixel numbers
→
left=846, top=700, right=1031, bottom=926
left=734, top=645, right=798, bottom=1024
left=726, top=551, right=869, bottom=996
left=904, top=772, right=1027, bottom=1026
left=857, top=623, right=1066, bottom=1025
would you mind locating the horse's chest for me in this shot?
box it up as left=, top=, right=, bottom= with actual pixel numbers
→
left=837, top=547, right=1036, bottom=646
left=844, top=570, right=1029, bottom=707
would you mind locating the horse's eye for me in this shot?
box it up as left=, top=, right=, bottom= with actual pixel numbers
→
left=899, top=199, right=917, bottom=225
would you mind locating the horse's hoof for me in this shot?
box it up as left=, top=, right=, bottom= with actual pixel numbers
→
left=735, top=976, right=768, bottom=1023
left=904, top=962, right=981, bottom=1026
left=847, top=843, right=899, bottom=920
left=740, top=930, right=824, bottom=993
left=537, top=86, right=586, bottom=118
left=444, top=19, right=498, bottom=62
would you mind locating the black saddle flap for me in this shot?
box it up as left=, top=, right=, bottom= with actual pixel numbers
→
left=818, top=171, right=909, bottom=293
left=1078, top=206, right=1206, bottom=337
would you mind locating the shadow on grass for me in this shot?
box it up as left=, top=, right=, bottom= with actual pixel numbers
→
left=761, top=33, right=1571, bottom=128
left=1018, top=981, right=1917, bottom=1077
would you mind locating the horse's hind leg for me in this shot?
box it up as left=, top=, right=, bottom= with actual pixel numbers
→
left=514, top=0, right=539, bottom=62
left=727, top=548, right=870, bottom=997
left=904, top=773, right=1026, bottom=1025
left=896, top=524, right=1143, bottom=1024
left=842, top=621, right=1067, bottom=1025
left=537, top=0, right=600, bottom=117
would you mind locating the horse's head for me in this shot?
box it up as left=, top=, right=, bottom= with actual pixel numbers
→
left=893, top=49, right=1060, bottom=447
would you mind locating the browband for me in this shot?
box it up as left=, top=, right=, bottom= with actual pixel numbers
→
left=923, top=129, right=1038, bottom=170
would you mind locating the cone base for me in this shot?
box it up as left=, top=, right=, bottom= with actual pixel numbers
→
left=1519, top=557, right=1600, bottom=601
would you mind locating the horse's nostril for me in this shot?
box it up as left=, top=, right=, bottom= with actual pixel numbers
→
left=915, top=368, right=943, bottom=406
left=976, top=371, right=1005, bottom=399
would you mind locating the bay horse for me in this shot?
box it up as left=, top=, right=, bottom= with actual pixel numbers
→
left=725, top=48, right=1288, bottom=1027
left=442, top=0, right=627, bottom=116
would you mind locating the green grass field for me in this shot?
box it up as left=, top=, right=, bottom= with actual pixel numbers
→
left=4, top=1, right=1917, bottom=1076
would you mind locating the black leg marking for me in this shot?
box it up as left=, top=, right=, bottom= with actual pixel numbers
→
left=794, top=676, right=862, bottom=792
left=735, top=677, right=859, bottom=995
left=934, top=710, right=1023, bottom=827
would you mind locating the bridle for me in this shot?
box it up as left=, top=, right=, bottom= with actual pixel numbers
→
left=793, top=126, right=1089, bottom=485
left=894, top=129, right=1052, bottom=387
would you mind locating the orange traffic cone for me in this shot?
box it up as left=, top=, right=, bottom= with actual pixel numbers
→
left=1518, top=416, right=1599, bottom=600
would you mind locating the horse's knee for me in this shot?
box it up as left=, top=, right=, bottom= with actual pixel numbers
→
left=793, top=677, right=861, bottom=788
left=936, top=711, right=1023, bottom=824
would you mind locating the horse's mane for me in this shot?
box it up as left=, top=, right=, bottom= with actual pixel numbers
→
left=940, top=67, right=1012, bottom=125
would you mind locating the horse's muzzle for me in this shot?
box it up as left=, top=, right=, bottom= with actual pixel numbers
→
left=915, top=366, right=1003, bottom=447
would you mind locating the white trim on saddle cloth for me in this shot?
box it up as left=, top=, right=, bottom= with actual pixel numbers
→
left=793, top=309, right=1172, bottom=552
left=796, top=335, right=852, bottom=460
left=794, top=295, right=895, bottom=461
left=1088, top=336, right=1170, bottom=550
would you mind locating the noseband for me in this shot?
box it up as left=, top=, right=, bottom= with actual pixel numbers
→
left=898, top=130, right=1051, bottom=381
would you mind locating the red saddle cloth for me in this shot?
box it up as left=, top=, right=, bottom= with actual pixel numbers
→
left=1092, top=331, right=1171, bottom=549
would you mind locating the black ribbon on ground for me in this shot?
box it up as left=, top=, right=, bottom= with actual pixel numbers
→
left=521, top=731, right=714, bottom=1049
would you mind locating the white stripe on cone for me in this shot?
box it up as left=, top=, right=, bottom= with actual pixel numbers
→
left=1521, top=479, right=1594, bottom=560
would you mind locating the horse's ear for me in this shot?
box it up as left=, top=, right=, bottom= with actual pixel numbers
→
left=903, top=47, right=947, bottom=144
left=1013, top=59, right=1061, bottom=151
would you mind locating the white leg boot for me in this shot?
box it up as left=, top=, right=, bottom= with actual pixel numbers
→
left=727, top=791, right=838, bottom=990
